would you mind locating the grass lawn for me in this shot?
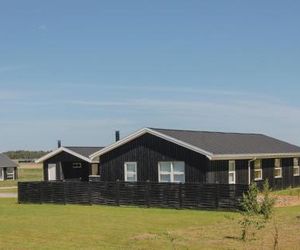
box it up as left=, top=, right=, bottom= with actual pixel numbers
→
left=0, top=199, right=299, bottom=249
left=273, top=187, right=300, bottom=197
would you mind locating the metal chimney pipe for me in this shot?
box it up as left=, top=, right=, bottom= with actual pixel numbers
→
left=57, top=140, right=62, bottom=148
left=115, top=131, right=120, bottom=142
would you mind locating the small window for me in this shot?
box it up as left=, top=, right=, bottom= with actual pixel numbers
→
left=72, top=163, right=82, bottom=168
left=274, top=159, right=282, bottom=178
left=158, top=161, right=185, bottom=183
left=293, top=158, right=300, bottom=176
left=254, top=160, right=262, bottom=181
left=228, top=160, right=236, bottom=184
left=6, top=168, right=15, bottom=180
left=124, top=162, right=137, bottom=182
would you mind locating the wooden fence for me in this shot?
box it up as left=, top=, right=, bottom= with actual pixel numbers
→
left=18, top=181, right=249, bottom=210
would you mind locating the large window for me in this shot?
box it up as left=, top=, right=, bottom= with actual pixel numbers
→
left=254, top=160, right=262, bottom=181
left=158, top=161, right=185, bottom=183
left=293, top=158, right=300, bottom=177
left=274, top=159, right=282, bottom=178
left=228, top=160, right=236, bottom=184
left=124, top=162, right=137, bottom=182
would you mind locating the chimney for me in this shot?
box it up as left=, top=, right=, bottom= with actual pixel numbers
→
left=57, top=140, right=62, bottom=148
left=115, top=131, right=120, bottom=142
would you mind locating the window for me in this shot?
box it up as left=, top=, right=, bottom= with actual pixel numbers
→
left=124, top=162, right=137, bottom=182
left=91, top=164, right=99, bottom=176
left=72, top=163, right=82, bottom=168
left=274, top=159, right=282, bottom=178
left=293, top=158, right=300, bottom=177
left=6, top=168, right=15, bottom=180
left=158, top=162, right=185, bottom=183
left=228, top=160, right=236, bottom=184
left=254, top=160, right=263, bottom=181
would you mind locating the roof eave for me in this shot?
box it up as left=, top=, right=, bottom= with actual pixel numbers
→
left=211, top=152, right=300, bottom=160
left=36, top=147, right=98, bottom=164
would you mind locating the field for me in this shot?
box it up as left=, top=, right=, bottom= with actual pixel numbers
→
left=0, top=198, right=299, bottom=249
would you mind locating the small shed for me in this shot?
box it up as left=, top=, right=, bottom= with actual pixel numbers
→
left=36, top=146, right=104, bottom=181
left=0, top=153, right=18, bottom=180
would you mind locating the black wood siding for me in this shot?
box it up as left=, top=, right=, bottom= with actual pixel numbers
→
left=206, top=160, right=248, bottom=184
left=100, top=133, right=209, bottom=183
left=207, top=158, right=300, bottom=187
left=254, top=158, right=300, bottom=189
left=43, top=152, right=92, bottom=181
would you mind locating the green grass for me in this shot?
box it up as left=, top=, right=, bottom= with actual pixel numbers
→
left=273, top=187, right=300, bottom=197
left=0, top=199, right=299, bottom=249
left=0, top=187, right=17, bottom=193
left=0, top=168, right=43, bottom=188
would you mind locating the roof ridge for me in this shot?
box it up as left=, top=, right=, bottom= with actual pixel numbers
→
left=149, top=127, right=264, bottom=136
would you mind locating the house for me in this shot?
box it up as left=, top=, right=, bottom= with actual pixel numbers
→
left=90, top=128, right=300, bottom=189
left=36, top=145, right=104, bottom=181
left=0, top=153, right=18, bottom=180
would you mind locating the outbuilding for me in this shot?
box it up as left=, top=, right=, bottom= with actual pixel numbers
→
left=36, top=146, right=103, bottom=181
left=91, top=128, right=300, bottom=189
left=0, top=153, right=18, bottom=181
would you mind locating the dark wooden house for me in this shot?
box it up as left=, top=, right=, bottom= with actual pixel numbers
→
left=0, top=153, right=18, bottom=180
left=36, top=146, right=103, bottom=181
left=90, top=128, right=300, bottom=189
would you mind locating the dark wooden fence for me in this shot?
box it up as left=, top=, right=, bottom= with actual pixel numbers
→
left=18, top=181, right=249, bottom=210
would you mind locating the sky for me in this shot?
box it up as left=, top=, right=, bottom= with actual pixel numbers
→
left=1, top=0, right=300, bottom=151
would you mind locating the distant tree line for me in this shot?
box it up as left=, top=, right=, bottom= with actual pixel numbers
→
left=4, top=150, right=50, bottom=160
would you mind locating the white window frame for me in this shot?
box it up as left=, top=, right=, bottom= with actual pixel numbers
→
left=228, top=160, right=236, bottom=184
left=6, top=167, right=15, bottom=180
left=254, top=159, right=263, bottom=181
left=72, top=163, right=82, bottom=169
left=158, top=161, right=185, bottom=183
left=274, top=159, right=282, bottom=178
left=293, top=158, right=300, bottom=177
left=124, top=162, right=137, bottom=182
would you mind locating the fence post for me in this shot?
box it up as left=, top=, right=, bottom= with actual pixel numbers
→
left=146, top=180, right=150, bottom=208
left=63, top=182, right=66, bottom=205
left=39, top=182, right=43, bottom=204
left=88, top=182, right=92, bottom=205
left=116, top=179, right=120, bottom=206
left=215, top=184, right=219, bottom=209
left=179, top=183, right=183, bottom=209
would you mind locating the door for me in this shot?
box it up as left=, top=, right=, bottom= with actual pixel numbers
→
left=48, top=164, right=56, bottom=181
left=0, top=168, right=3, bottom=181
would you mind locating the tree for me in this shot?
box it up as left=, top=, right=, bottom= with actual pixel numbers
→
left=239, top=180, right=276, bottom=241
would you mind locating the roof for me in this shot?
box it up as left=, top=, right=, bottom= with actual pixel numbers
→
left=0, top=153, right=18, bottom=168
left=36, top=146, right=104, bottom=163
left=64, top=147, right=104, bottom=158
left=151, top=128, right=300, bottom=155
left=90, top=128, right=300, bottom=160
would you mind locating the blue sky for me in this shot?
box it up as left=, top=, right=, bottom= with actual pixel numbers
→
left=1, top=1, right=300, bottom=151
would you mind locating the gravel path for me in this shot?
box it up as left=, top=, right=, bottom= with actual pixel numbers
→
left=0, top=193, right=17, bottom=198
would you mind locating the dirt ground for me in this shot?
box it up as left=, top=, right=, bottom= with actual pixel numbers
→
left=274, top=194, right=300, bottom=207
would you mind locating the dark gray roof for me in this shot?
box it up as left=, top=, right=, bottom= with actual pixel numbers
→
left=65, top=147, right=104, bottom=158
left=150, top=128, right=300, bottom=155
left=0, top=153, right=18, bottom=168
